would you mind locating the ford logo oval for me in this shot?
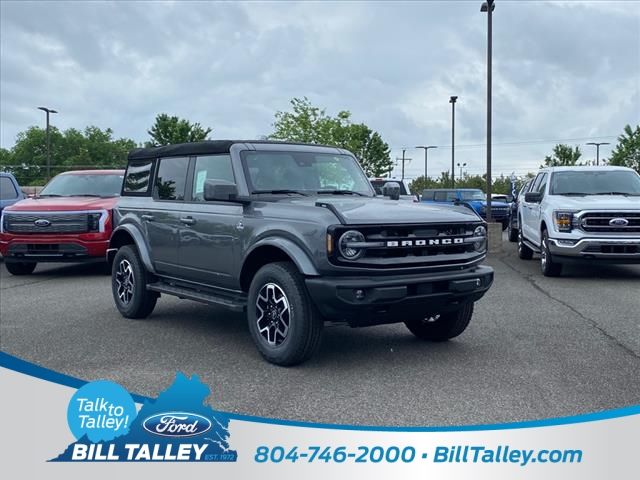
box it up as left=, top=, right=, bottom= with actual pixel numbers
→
left=609, top=218, right=629, bottom=226
left=34, top=219, right=51, bottom=227
left=142, top=412, right=211, bottom=437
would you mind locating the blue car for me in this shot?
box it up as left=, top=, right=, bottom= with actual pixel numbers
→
left=0, top=172, right=25, bottom=215
left=421, top=188, right=511, bottom=230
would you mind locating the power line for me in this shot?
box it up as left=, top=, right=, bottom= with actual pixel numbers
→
left=389, top=135, right=617, bottom=151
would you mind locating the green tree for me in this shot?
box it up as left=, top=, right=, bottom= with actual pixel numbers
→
left=3, top=126, right=136, bottom=185
left=542, top=144, right=582, bottom=167
left=608, top=124, right=640, bottom=173
left=147, top=113, right=212, bottom=146
left=270, top=97, right=393, bottom=176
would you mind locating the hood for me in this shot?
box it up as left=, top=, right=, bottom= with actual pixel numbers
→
left=4, top=196, right=119, bottom=212
left=549, top=194, right=640, bottom=211
left=282, top=196, right=482, bottom=225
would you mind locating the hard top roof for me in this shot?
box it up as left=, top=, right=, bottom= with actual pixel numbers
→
left=128, top=140, right=343, bottom=161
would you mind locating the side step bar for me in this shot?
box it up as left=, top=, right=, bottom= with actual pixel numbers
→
left=147, top=282, right=247, bottom=312
left=522, top=238, right=541, bottom=253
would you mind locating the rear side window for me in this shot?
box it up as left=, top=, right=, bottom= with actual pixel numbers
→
left=192, top=155, right=234, bottom=201
left=422, top=190, right=434, bottom=201
left=434, top=191, right=456, bottom=201
left=124, top=160, right=153, bottom=194
left=0, top=177, right=18, bottom=200
left=155, top=157, right=189, bottom=201
left=536, top=173, right=548, bottom=197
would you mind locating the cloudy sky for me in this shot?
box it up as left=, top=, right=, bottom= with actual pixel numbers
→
left=1, top=0, right=638, bottom=180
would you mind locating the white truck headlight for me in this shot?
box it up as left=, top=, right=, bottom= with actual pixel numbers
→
left=554, top=211, right=576, bottom=233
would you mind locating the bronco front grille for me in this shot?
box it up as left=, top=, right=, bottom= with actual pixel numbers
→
left=329, top=223, right=485, bottom=270
left=2, top=212, right=90, bottom=234
left=579, top=211, right=640, bottom=233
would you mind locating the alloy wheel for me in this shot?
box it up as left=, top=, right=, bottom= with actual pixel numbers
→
left=115, top=259, right=135, bottom=305
left=256, top=283, right=291, bottom=346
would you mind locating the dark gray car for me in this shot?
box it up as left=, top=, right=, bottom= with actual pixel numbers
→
left=107, top=140, right=493, bottom=365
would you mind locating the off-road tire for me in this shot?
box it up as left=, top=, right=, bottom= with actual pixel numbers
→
left=247, top=262, right=323, bottom=366
left=5, top=262, right=37, bottom=275
left=111, top=245, right=158, bottom=319
left=404, top=302, right=474, bottom=341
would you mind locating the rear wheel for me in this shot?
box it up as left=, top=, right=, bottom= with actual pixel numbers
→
left=5, top=262, right=37, bottom=275
left=247, top=262, right=323, bottom=366
left=540, top=230, right=562, bottom=277
left=508, top=221, right=518, bottom=242
left=404, top=303, right=474, bottom=341
left=111, top=245, right=158, bottom=318
left=518, top=225, right=533, bottom=260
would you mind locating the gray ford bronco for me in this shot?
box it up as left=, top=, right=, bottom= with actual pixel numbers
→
left=108, top=141, right=494, bottom=365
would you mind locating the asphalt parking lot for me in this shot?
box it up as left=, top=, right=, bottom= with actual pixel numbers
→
left=1, top=237, right=639, bottom=427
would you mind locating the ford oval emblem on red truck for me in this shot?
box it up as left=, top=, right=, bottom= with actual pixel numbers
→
left=34, top=219, right=51, bottom=227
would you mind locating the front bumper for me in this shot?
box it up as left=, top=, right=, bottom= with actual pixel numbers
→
left=547, top=237, right=640, bottom=263
left=0, top=236, right=110, bottom=263
left=305, top=265, right=494, bottom=326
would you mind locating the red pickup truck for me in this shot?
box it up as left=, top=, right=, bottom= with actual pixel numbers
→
left=0, top=170, right=124, bottom=275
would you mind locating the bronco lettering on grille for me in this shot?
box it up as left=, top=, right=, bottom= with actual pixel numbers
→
left=386, top=238, right=464, bottom=247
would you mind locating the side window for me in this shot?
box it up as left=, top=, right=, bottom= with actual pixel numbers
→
left=536, top=173, right=548, bottom=197
left=0, top=177, right=18, bottom=200
left=155, top=157, right=189, bottom=201
left=530, top=174, right=543, bottom=194
left=123, top=160, right=154, bottom=194
left=422, top=191, right=434, bottom=201
left=433, top=191, right=447, bottom=201
left=447, top=191, right=458, bottom=201
left=192, top=155, right=234, bottom=201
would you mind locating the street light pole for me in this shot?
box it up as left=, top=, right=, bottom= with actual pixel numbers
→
left=457, top=162, right=467, bottom=178
left=37, top=106, right=58, bottom=181
left=415, top=145, right=438, bottom=180
left=586, top=142, right=610, bottom=166
left=449, top=96, right=458, bottom=188
left=481, top=0, right=495, bottom=223
left=401, top=148, right=406, bottom=180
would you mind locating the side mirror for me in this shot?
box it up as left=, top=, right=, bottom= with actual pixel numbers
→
left=204, top=179, right=239, bottom=201
left=524, top=191, right=542, bottom=203
left=382, top=182, right=401, bottom=200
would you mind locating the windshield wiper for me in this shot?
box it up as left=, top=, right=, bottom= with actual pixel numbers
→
left=251, top=189, right=310, bottom=196
left=37, top=194, right=63, bottom=197
left=68, top=194, right=103, bottom=197
left=591, top=192, right=640, bottom=196
left=556, top=192, right=587, bottom=196
left=317, top=189, right=366, bottom=196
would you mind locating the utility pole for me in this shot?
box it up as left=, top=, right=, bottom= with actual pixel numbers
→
left=401, top=148, right=406, bottom=180
left=449, top=96, right=458, bottom=188
left=416, top=145, right=437, bottom=180
left=481, top=0, right=495, bottom=222
left=586, top=142, right=610, bottom=166
left=37, top=106, right=58, bottom=182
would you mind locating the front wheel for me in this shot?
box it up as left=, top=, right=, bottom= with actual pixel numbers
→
left=247, top=262, right=323, bottom=366
left=518, top=226, right=533, bottom=260
left=5, top=262, right=37, bottom=275
left=111, top=245, right=158, bottom=318
left=541, top=230, right=562, bottom=277
left=404, top=303, right=474, bottom=341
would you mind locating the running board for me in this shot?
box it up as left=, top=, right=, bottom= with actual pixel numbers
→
left=523, top=238, right=541, bottom=253
left=147, top=282, right=247, bottom=312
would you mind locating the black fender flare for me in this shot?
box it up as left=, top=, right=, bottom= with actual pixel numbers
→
left=244, top=237, right=320, bottom=277
left=108, top=224, right=155, bottom=274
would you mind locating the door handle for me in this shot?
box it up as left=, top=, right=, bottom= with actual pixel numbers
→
left=141, top=214, right=154, bottom=221
left=180, top=216, right=196, bottom=226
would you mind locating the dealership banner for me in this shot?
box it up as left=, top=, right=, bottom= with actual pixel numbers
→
left=1, top=352, right=637, bottom=479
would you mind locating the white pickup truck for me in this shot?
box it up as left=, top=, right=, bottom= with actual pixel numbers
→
left=517, top=166, right=640, bottom=276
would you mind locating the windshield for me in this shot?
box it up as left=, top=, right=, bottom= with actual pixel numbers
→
left=459, top=190, right=485, bottom=201
left=550, top=170, right=640, bottom=195
left=40, top=173, right=124, bottom=197
left=242, top=152, right=374, bottom=196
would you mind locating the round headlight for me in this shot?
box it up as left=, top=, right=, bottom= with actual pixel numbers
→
left=338, top=230, right=365, bottom=260
left=473, top=225, right=487, bottom=252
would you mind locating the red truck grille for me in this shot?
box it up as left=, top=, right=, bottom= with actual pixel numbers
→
left=2, top=212, right=90, bottom=234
